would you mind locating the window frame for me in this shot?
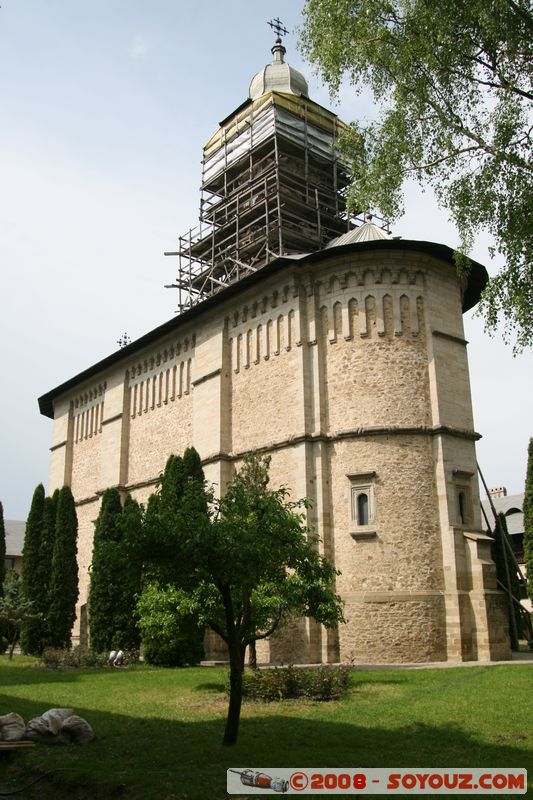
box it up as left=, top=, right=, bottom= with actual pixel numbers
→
left=347, top=471, right=377, bottom=538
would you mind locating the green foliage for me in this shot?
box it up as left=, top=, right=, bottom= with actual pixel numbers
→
left=0, top=501, right=5, bottom=596
left=0, top=571, right=41, bottom=659
left=20, top=484, right=45, bottom=654
left=47, top=486, right=79, bottom=649
left=40, top=646, right=109, bottom=669
left=299, top=0, right=533, bottom=350
left=143, top=450, right=344, bottom=745
left=238, top=665, right=350, bottom=701
left=491, top=512, right=522, bottom=648
left=88, top=488, right=122, bottom=652
left=89, top=490, right=143, bottom=653
left=20, top=488, right=58, bottom=654
left=137, top=584, right=204, bottom=667
left=524, top=438, right=533, bottom=607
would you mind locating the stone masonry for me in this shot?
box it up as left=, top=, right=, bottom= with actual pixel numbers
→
left=40, top=243, right=511, bottom=664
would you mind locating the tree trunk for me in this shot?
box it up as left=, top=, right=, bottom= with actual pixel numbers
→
left=223, top=639, right=245, bottom=746
left=8, top=634, right=18, bottom=660
left=248, top=640, right=257, bottom=669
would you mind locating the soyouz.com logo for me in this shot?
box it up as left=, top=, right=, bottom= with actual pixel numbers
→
left=227, top=768, right=527, bottom=794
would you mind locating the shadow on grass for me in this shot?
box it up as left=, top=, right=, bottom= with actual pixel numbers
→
left=193, top=681, right=226, bottom=693
left=0, top=691, right=530, bottom=800
left=0, top=662, right=102, bottom=687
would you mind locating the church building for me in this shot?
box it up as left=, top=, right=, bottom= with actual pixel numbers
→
left=38, top=31, right=510, bottom=664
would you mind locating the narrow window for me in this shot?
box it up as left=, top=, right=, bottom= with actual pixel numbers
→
left=458, top=491, right=467, bottom=525
left=357, top=493, right=369, bottom=525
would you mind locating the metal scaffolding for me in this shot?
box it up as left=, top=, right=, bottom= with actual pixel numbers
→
left=165, top=91, right=359, bottom=313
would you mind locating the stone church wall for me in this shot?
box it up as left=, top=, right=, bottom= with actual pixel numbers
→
left=45, top=245, right=510, bottom=662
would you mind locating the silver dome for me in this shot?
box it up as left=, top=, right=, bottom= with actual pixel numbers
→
left=249, top=39, right=309, bottom=100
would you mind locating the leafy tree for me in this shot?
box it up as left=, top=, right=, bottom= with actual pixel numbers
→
left=524, top=438, right=533, bottom=604
left=20, top=484, right=45, bottom=653
left=0, top=571, right=41, bottom=659
left=143, top=451, right=344, bottom=746
left=47, top=486, right=78, bottom=649
left=299, top=0, right=533, bottom=350
left=88, top=490, right=143, bottom=653
left=0, top=501, right=5, bottom=596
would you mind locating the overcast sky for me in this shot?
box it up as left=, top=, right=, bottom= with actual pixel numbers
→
left=0, top=1, right=531, bottom=520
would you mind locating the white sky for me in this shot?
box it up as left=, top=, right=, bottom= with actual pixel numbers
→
left=0, top=1, right=531, bottom=519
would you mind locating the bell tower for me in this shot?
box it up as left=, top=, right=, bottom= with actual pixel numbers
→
left=166, top=25, right=355, bottom=312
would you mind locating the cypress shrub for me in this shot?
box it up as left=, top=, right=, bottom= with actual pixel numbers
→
left=492, top=512, right=522, bottom=649
left=524, top=438, right=533, bottom=607
left=138, top=450, right=208, bottom=660
left=47, top=486, right=78, bottom=649
left=0, top=501, right=5, bottom=595
left=89, top=489, right=142, bottom=653
left=88, top=488, right=122, bottom=653
left=35, top=495, right=57, bottom=651
left=113, top=494, right=142, bottom=651
left=20, top=484, right=45, bottom=653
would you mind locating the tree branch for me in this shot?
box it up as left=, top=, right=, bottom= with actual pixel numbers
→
left=504, top=0, right=533, bottom=34
left=209, top=621, right=228, bottom=644
left=246, top=609, right=283, bottom=644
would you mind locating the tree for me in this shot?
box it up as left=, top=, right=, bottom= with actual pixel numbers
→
left=88, top=488, right=123, bottom=652
left=112, top=494, right=143, bottom=650
left=138, top=451, right=208, bottom=664
left=0, top=571, right=41, bottom=659
left=88, top=489, right=142, bottom=653
left=299, top=0, right=533, bottom=350
left=36, top=494, right=58, bottom=649
left=491, top=512, right=522, bottom=649
left=20, top=484, right=45, bottom=653
left=47, top=486, right=78, bottom=649
left=143, top=451, right=344, bottom=746
left=0, top=501, right=6, bottom=596
left=524, top=438, right=533, bottom=604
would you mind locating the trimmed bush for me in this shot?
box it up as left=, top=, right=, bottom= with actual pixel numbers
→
left=236, top=665, right=350, bottom=701
left=40, top=646, right=118, bottom=669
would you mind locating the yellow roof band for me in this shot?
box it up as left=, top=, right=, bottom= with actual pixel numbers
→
left=203, top=92, right=348, bottom=158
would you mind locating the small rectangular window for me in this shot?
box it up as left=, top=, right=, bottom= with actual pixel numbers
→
left=347, top=471, right=377, bottom=537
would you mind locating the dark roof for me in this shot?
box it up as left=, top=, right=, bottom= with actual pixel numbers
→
left=481, top=492, right=524, bottom=517
left=38, top=238, right=488, bottom=419
left=5, top=520, right=25, bottom=557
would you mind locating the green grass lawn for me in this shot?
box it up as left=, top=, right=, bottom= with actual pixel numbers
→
left=0, top=656, right=531, bottom=799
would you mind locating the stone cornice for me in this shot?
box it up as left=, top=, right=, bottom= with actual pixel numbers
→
left=74, top=424, right=480, bottom=507
left=192, top=367, right=222, bottom=387
left=101, top=413, right=123, bottom=426
left=201, top=424, right=481, bottom=465
left=432, top=329, right=468, bottom=346
left=50, top=439, right=68, bottom=452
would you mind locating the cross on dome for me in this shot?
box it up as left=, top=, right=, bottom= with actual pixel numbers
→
left=267, top=17, right=289, bottom=39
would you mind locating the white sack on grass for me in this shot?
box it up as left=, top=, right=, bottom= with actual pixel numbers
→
left=24, top=716, right=69, bottom=744
left=61, top=715, right=94, bottom=744
left=40, top=708, right=74, bottom=734
left=24, top=708, right=93, bottom=745
left=0, top=712, right=25, bottom=741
